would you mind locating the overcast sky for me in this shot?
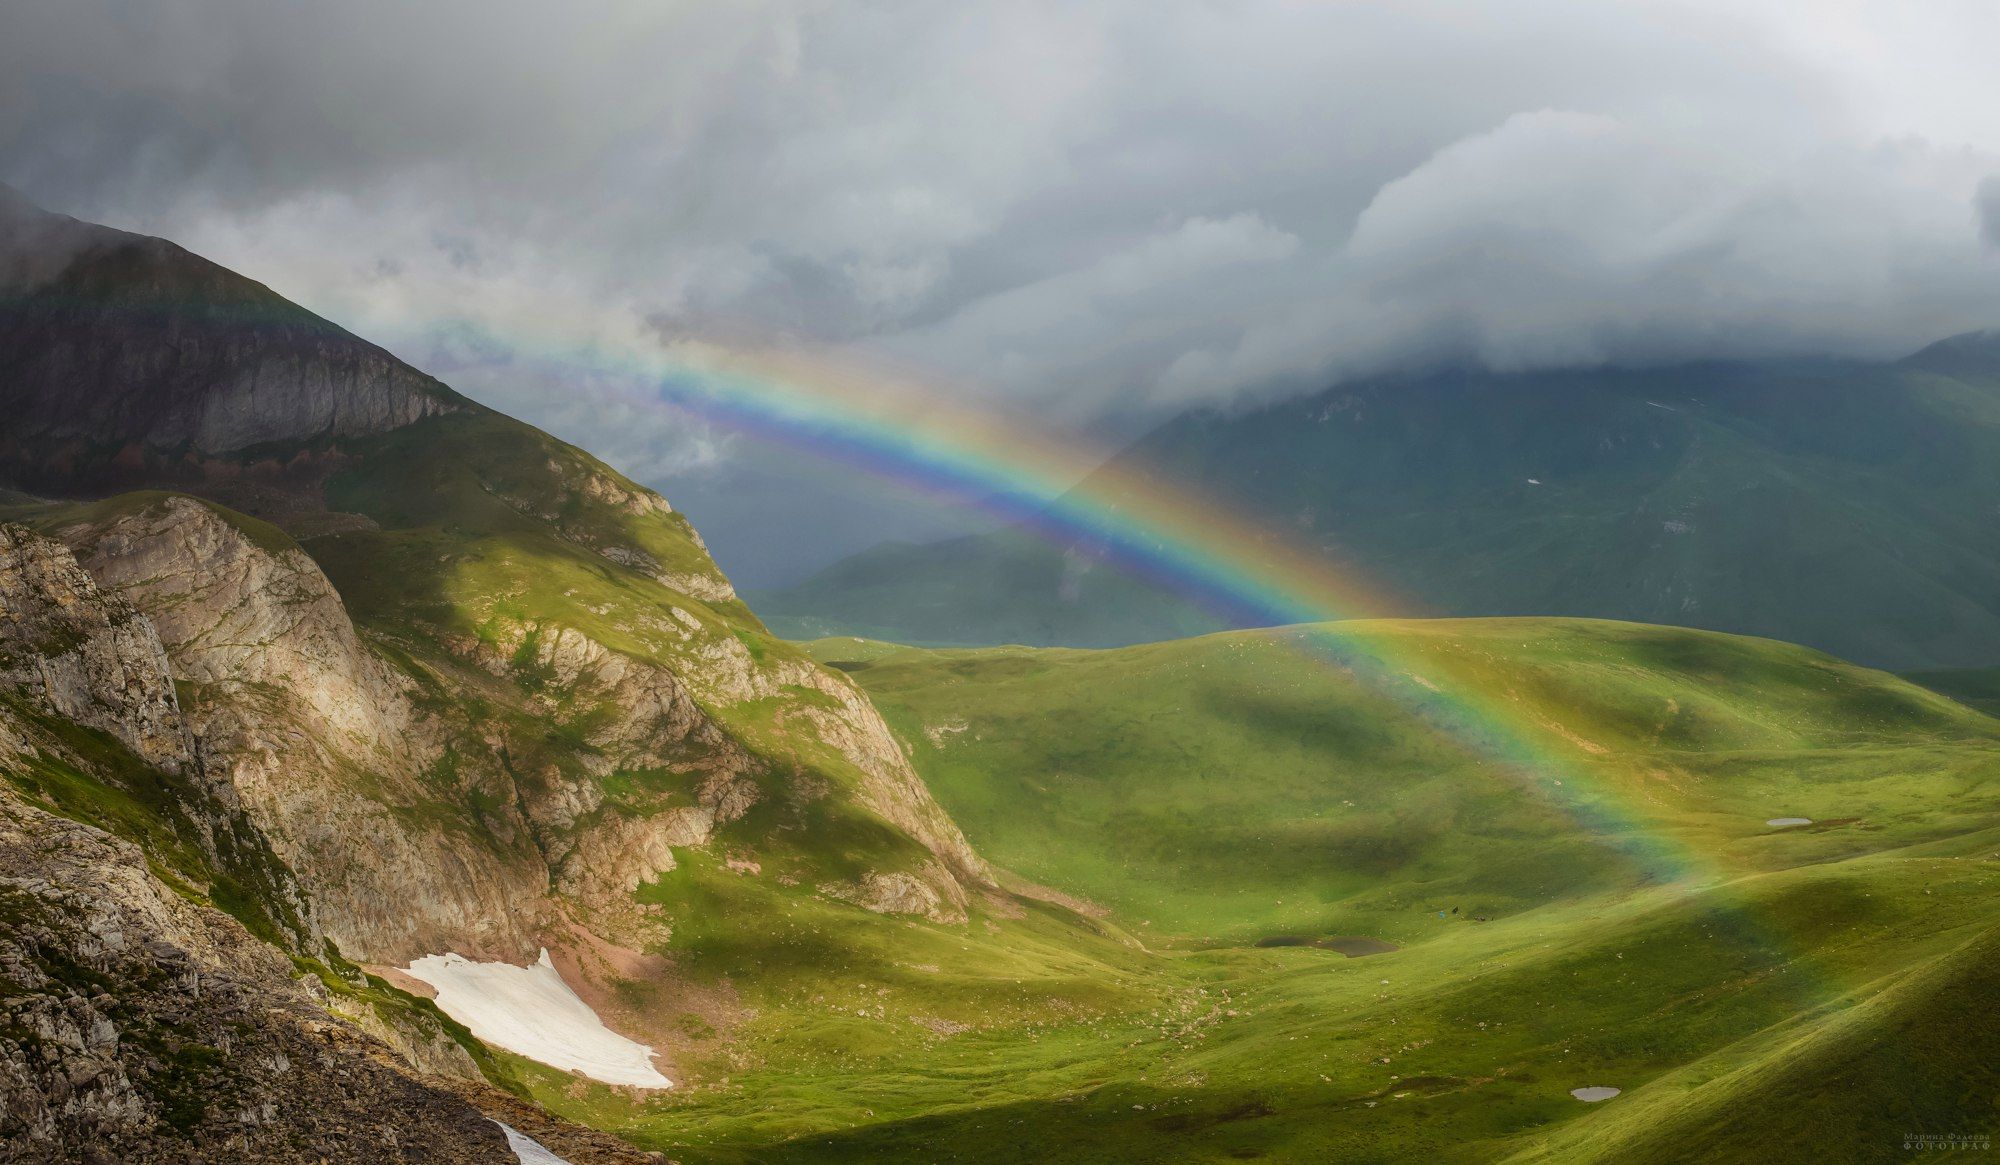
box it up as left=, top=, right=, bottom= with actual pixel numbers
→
left=6, top=1, right=2000, bottom=577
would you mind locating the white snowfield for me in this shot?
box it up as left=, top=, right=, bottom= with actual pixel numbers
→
left=404, top=949, right=672, bottom=1088
left=496, top=1120, right=573, bottom=1164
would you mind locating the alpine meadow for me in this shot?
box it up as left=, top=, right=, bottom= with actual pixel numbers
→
left=2, top=5, right=1999, bottom=1164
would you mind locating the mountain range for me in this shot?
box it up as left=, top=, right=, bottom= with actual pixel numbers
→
left=757, top=345, right=2000, bottom=671
left=3, top=190, right=1998, bottom=1163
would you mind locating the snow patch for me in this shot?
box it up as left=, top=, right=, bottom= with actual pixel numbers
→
left=495, top=1120, right=573, bottom=1164
left=924, top=718, right=970, bottom=746
left=1766, top=817, right=1812, bottom=828
left=404, top=949, right=671, bottom=1088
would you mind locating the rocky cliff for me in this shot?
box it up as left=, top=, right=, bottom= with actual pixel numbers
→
left=0, top=523, right=652, bottom=1163
left=0, top=796, right=508, bottom=1164
left=20, top=481, right=989, bottom=969
left=0, top=522, right=192, bottom=771
left=48, top=496, right=552, bottom=962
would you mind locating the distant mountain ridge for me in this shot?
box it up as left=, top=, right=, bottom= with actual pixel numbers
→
left=0, top=184, right=462, bottom=502
left=758, top=343, right=2000, bottom=670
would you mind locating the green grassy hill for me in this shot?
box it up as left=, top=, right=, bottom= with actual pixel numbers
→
left=808, top=620, right=1999, bottom=944
left=760, top=347, right=2000, bottom=670
left=626, top=618, right=2000, bottom=1163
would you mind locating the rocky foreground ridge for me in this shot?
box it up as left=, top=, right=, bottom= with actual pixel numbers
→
left=0, top=524, right=657, bottom=1163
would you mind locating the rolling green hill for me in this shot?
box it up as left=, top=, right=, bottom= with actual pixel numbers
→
left=701, top=619, right=2000, bottom=1163
left=759, top=347, right=2000, bottom=671
left=808, top=620, right=2000, bottom=944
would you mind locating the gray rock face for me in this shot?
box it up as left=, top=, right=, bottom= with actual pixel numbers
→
left=55, top=497, right=550, bottom=964
left=482, top=607, right=990, bottom=926
left=0, top=519, right=656, bottom=1164
left=0, top=523, right=194, bottom=771
left=0, top=789, right=655, bottom=1165
left=0, top=187, right=461, bottom=485
left=0, top=519, right=324, bottom=951
left=0, top=796, right=518, bottom=1163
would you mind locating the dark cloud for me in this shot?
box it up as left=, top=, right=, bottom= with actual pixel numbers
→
left=1980, top=175, right=2000, bottom=249
left=3, top=1, right=1999, bottom=468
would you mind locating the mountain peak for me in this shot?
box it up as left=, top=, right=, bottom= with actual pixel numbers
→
left=0, top=183, right=143, bottom=294
left=0, top=194, right=466, bottom=495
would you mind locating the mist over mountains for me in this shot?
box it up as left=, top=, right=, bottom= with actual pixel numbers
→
left=759, top=341, right=2000, bottom=670
left=8, top=2, right=2000, bottom=579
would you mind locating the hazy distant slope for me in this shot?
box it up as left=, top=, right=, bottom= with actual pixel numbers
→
left=762, top=349, right=2000, bottom=669
left=756, top=527, right=1234, bottom=647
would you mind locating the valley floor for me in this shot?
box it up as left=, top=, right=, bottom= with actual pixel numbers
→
left=495, top=621, right=2000, bottom=1163
left=512, top=830, right=2000, bottom=1163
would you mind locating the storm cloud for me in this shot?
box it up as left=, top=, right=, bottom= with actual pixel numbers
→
left=5, top=0, right=2000, bottom=463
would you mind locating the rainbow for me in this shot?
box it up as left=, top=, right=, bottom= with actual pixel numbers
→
left=22, top=258, right=1740, bottom=890
left=401, top=324, right=1738, bottom=894
left=645, top=350, right=1707, bottom=878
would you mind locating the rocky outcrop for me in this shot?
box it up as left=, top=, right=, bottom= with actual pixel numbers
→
left=0, top=522, right=320, bottom=950
left=494, top=447, right=740, bottom=604
left=42, top=490, right=987, bottom=965
left=821, top=868, right=968, bottom=923
left=63, top=498, right=407, bottom=753
left=0, top=789, right=666, bottom=1164
left=0, top=523, right=193, bottom=771
left=0, top=518, right=655, bottom=1162
left=0, top=796, right=511, bottom=1163
left=54, top=498, right=549, bottom=964
left=778, top=658, right=991, bottom=893
left=485, top=611, right=988, bottom=919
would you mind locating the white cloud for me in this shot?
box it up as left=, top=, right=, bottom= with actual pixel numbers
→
left=1160, top=111, right=2000, bottom=402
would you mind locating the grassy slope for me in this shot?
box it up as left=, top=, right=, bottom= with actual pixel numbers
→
left=299, top=410, right=958, bottom=876
left=644, top=618, right=2000, bottom=1164
left=11, top=483, right=1997, bottom=1163
left=814, top=619, right=1997, bottom=944
left=761, top=354, right=2000, bottom=670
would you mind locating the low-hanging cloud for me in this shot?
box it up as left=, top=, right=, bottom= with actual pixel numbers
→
left=5, top=0, right=2000, bottom=456
left=1139, top=111, right=2000, bottom=409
